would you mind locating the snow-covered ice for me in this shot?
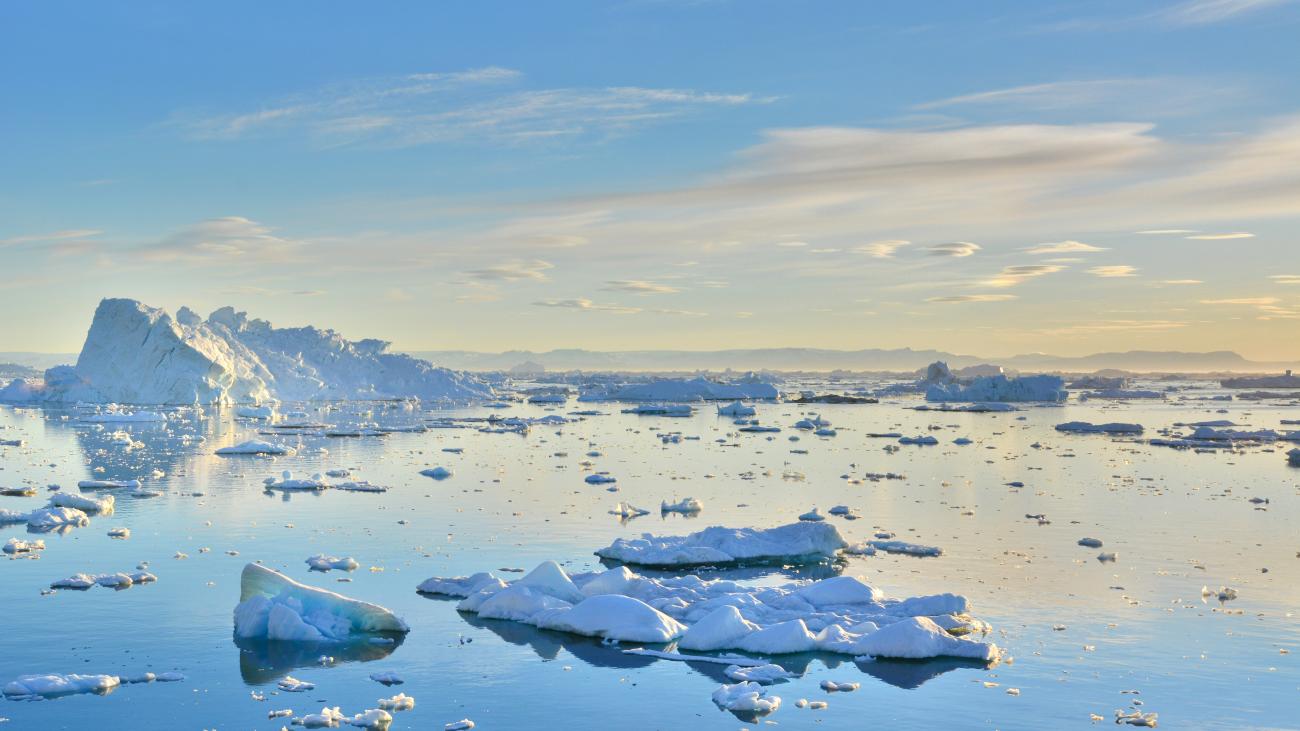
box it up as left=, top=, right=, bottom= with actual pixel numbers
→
left=595, top=522, right=848, bottom=567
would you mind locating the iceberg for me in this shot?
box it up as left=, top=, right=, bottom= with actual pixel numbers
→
left=233, top=563, right=409, bottom=642
left=0, top=298, right=491, bottom=405
left=926, top=374, right=1068, bottom=403
left=595, top=522, right=847, bottom=567
left=717, top=401, right=757, bottom=417
left=1289, top=448, right=1300, bottom=466
left=420, top=561, right=999, bottom=662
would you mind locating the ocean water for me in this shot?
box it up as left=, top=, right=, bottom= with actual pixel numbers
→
left=1, top=387, right=1297, bottom=730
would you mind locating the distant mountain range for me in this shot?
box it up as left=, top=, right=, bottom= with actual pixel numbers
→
left=408, top=348, right=1296, bottom=374
left=4, top=348, right=1293, bottom=377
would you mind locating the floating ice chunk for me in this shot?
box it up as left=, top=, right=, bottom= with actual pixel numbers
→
left=49, top=492, right=115, bottom=513
left=725, top=664, right=794, bottom=684
left=1077, top=537, right=1104, bottom=548
left=3, top=537, right=44, bottom=553
left=377, top=693, right=414, bottom=711
left=584, top=377, right=778, bottom=402
left=531, top=594, right=688, bottom=643
left=216, top=440, right=295, bottom=456
left=233, top=563, right=409, bottom=642
left=585, top=473, right=616, bottom=485
left=445, top=720, right=475, bottom=731
left=622, top=403, right=694, bottom=417
left=347, top=708, right=392, bottom=729
left=679, top=605, right=761, bottom=651
left=596, top=522, right=847, bottom=567
left=77, top=479, right=140, bottom=490
left=1288, top=448, right=1300, bottom=466
left=898, top=435, right=939, bottom=445
left=307, top=555, right=360, bottom=572
left=235, top=404, right=277, bottom=419
left=863, top=540, right=943, bottom=557
left=820, top=680, right=860, bottom=692
left=3, top=673, right=120, bottom=700
left=1055, top=421, right=1144, bottom=435
left=369, top=672, right=403, bottom=685
left=853, top=617, right=999, bottom=661
left=717, top=401, right=757, bottom=417
left=278, top=676, right=315, bottom=692
left=913, top=402, right=1019, bottom=413
left=797, top=507, right=824, bottom=522
left=711, top=682, right=782, bottom=715
left=294, top=706, right=345, bottom=727
left=27, top=506, right=90, bottom=530
left=578, top=566, right=638, bottom=597
left=609, top=503, right=650, bottom=518
left=416, top=572, right=502, bottom=597
left=660, top=496, right=703, bottom=514
left=334, top=481, right=388, bottom=493
left=420, top=466, right=453, bottom=480
left=265, top=471, right=329, bottom=491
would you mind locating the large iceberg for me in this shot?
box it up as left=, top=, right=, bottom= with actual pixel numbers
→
left=233, top=563, right=410, bottom=642
left=0, top=298, right=491, bottom=405
left=926, top=374, right=1067, bottom=403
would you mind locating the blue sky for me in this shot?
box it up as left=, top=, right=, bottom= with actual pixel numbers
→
left=3, top=0, right=1300, bottom=358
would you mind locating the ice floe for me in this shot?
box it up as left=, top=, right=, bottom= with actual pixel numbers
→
left=595, top=522, right=847, bottom=567
left=216, top=439, right=296, bottom=456
left=1056, top=421, right=1144, bottom=435
left=420, top=561, right=998, bottom=662
left=712, top=681, right=782, bottom=715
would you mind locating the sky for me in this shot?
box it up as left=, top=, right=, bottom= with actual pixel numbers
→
left=3, top=0, right=1300, bottom=359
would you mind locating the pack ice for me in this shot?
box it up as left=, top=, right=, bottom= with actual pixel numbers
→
left=419, top=562, right=998, bottom=662
left=579, top=375, right=779, bottom=402
left=233, top=563, right=409, bottom=642
left=0, top=298, right=491, bottom=405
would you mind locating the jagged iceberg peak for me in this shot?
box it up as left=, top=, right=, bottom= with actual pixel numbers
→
left=1, top=298, right=492, bottom=405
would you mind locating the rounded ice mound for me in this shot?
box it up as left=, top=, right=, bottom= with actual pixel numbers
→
left=711, top=681, right=781, bottom=715
left=852, top=616, right=999, bottom=661
left=420, top=466, right=453, bottom=480
left=794, top=575, right=882, bottom=606
left=533, top=594, right=687, bottom=643
left=678, top=605, right=760, bottom=651
left=233, top=563, right=409, bottom=642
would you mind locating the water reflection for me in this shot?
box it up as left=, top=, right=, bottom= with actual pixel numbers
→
left=448, top=601, right=977, bottom=691
left=233, top=634, right=404, bottom=685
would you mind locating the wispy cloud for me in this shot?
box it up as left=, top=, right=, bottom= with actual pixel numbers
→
left=1024, top=240, right=1107, bottom=255
left=982, top=264, right=1067, bottom=288
left=854, top=240, right=911, bottom=258
left=1270, top=274, right=1300, bottom=285
left=1161, top=0, right=1295, bottom=26
left=926, top=241, right=981, bottom=257
left=464, top=259, right=554, bottom=282
left=602, top=280, right=681, bottom=294
left=172, top=68, right=772, bottom=147
left=1186, top=232, right=1255, bottom=240
left=1088, top=265, right=1139, bottom=277
left=1160, top=279, right=1204, bottom=285
left=926, top=294, right=1018, bottom=303
left=1, top=229, right=102, bottom=248
left=1201, top=297, right=1279, bottom=305
left=139, top=216, right=302, bottom=263
left=532, top=298, right=641, bottom=314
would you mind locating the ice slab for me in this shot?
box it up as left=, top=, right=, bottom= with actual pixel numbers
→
left=233, top=563, right=409, bottom=642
